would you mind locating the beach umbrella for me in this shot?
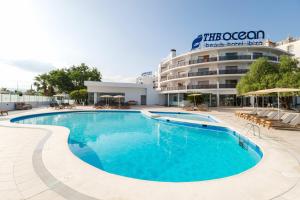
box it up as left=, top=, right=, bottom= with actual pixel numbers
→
left=244, top=88, right=300, bottom=119
left=113, top=95, right=125, bottom=108
left=188, top=93, right=202, bottom=107
left=100, top=95, right=113, bottom=106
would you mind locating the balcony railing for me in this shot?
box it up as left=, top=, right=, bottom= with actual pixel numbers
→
left=219, top=83, right=237, bottom=88
left=160, top=69, right=247, bottom=81
left=160, top=83, right=238, bottom=91
left=160, top=77, right=167, bottom=81
left=161, top=86, right=186, bottom=91
left=219, top=55, right=251, bottom=61
left=188, top=70, right=217, bottom=77
left=219, top=69, right=248, bottom=74
left=187, top=84, right=217, bottom=89
left=160, top=54, right=279, bottom=72
left=167, top=74, right=188, bottom=80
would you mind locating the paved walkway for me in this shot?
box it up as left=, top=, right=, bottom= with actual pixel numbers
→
left=0, top=107, right=300, bottom=200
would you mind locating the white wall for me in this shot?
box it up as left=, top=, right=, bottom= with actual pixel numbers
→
left=0, top=101, right=50, bottom=111
left=276, top=40, right=300, bottom=63
left=88, top=85, right=146, bottom=105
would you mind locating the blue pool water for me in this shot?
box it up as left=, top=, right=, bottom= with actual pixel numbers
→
left=13, top=111, right=262, bottom=182
left=150, top=111, right=217, bottom=122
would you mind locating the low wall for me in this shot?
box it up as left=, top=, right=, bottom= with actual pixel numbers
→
left=0, top=102, right=50, bottom=111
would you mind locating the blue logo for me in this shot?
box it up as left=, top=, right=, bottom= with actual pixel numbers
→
left=191, top=30, right=265, bottom=49
left=192, top=35, right=203, bottom=49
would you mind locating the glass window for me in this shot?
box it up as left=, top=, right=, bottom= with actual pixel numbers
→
left=225, top=66, right=238, bottom=70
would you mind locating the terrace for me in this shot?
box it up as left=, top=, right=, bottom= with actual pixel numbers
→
left=0, top=106, right=300, bottom=200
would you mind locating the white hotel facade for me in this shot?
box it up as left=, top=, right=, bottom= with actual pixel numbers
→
left=85, top=35, right=300, bottom=107
left=158, top=46, right=290, bottom=107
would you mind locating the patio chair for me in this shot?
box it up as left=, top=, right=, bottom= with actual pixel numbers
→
left=248, top=110, right=272, bottom=122
left=244, top=110, right=268, bottom=120
left=197, top=104, right=209, bottom=111
left=256, top=112, right=285, bottom=125
left=183, top=105, right=194, bottom=111
left=239, top=109, right=259, bottom=119
left=272, top=114, right=300, bottom=130
left=235, top=109, right=257, bottom=118
left=262, top=113, right=297, bottom=129
left=0, top=110, right=8, bottom=115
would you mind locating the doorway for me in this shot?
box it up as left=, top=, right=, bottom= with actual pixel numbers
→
left=141, top=95, right=147, bottom=105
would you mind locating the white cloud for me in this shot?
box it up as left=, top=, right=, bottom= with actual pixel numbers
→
left=0, top=62, right=38, bottom=90
left=1, top=59, right=55, bottom=73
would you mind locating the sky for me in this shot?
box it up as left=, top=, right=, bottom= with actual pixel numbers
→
left=0, top=0, right=300, bottom=90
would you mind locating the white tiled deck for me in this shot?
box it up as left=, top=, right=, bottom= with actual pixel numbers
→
left=0, top=106, right=300, bottom=200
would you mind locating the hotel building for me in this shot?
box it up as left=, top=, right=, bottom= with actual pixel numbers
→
left=85, top=34, right=300, bottom=107
left=157, top=46, right=291, bottom=107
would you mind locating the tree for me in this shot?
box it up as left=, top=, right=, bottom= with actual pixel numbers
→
left=48, top=69, right=73, bottom=93
left=34, top=63, right=102, bottom=96
left=67, top=63, right=102, bottom=90
left=236, top=56, right=300, bottom=108
left=33, top=73, right=55, bottom=96
left=70, top=89, right=88, bottom=104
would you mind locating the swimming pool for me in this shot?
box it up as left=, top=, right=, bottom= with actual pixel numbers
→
left=12, top=111, right=262, bottom=182
left=150, top=111, right=217, bottom=122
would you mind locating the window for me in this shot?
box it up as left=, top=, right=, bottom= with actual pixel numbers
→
left=225, top=80, right=238, bottom=84
left=198, top=68, right=209, bottom=72
left=177, top=60, right=185, bottom=66
left=198, top=80, right=209, bottom=85
left=253, top=52, right=263, bottom=59
left=225, top=66, right=238, bottom=70
left=225, top=52, right=238, bottom=56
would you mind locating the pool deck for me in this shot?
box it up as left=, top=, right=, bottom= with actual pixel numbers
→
left=0, top=106, right=300, bottom=200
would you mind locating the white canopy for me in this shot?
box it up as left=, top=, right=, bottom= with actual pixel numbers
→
left=243, top=88, right=300, bottom=119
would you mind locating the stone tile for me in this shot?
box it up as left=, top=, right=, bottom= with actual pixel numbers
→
left=0, top=189, right=23, bottom=200
left=27, top=190, right=64, bottom=200
left=0, top=181, right=16, bottom=191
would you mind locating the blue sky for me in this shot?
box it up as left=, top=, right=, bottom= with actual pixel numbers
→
left=0, top=0, right=299, bottom=89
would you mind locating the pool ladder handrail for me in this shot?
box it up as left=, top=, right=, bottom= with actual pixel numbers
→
left=243, top=122, right=261, bottom=138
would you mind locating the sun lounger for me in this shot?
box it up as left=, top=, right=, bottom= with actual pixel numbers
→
left=183, top=106, right=194, bottom=111
left=241, top=109, right=263, bottom=119
left=252, top=111, right=277, bottom=124
left=0, top=110, right=8, bottom=115
left=263, top=113, right=297, bottom=129
left=197, top=104, right=209, bottom=111
left=272, top=114, right=300, bottom=130
left=249, top=110, right=272, bottom=121
left=246, top=110, right=269, bottom=121
left=236, top=109, right=257, bottom=118
left=256, top=112, right=284, bottom=125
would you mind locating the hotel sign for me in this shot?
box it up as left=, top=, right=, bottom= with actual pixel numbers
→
left=192, top=30, right=265, bottom=49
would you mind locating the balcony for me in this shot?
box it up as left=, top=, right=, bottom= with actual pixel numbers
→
left=253, top=54, right=278, bottom=61
left=160, top=54, right=279, bottom=72
left=219, top=69, right=248, bottom=74
left=160, top=77, right=167, bottom=82
left=161, top=67, right=168, bottom=73
left=160, top=83, right=237, bottom=92
left=219, top=83, right=237, bottom=88
left=162, top=86, right=186, bottom=91
left=167, top=74, right=188, bottom=80
left=161, top=69, right=246, bottom=82
left=187, top=84, right=217, bottom=89
left=219, top=55, right=251, bottom=61
left=188, top=70, right=217, bottom=77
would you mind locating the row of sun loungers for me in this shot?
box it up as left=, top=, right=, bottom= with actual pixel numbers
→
left=53, top=104, right=76, bottom=110
left=236, top=109, right=300, bottom=130
left=0, top=110, right=8, bottom=115
left=95, top=105, right=131, bottom=109
left=183, top=104, right=209, bottom=111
